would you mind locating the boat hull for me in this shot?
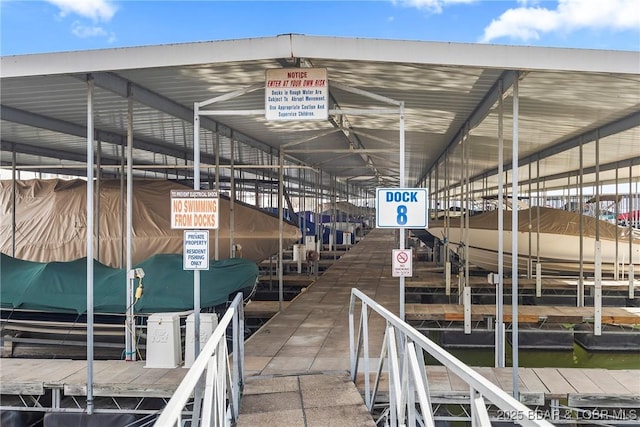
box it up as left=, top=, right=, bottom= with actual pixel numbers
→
left=428, top=207, right=640, bottom=275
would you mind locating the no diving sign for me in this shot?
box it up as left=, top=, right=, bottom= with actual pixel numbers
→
left=392, top=249, right=413, bottom=277
left=184, top=230, right=209, bottom=270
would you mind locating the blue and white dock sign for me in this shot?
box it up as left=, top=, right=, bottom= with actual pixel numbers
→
left=376, top=188, right=428, bottom=228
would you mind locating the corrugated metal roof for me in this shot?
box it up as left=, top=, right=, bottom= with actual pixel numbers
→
left=1, top=35, right=639, bottom=198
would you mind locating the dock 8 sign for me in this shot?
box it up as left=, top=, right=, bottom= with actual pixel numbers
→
left=376, top=188, right=428, bottom=228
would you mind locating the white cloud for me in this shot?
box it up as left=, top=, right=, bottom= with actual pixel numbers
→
left=48, top=0, right=117, bottom=22
left=71, top=21, right=107, bottom=38
left=481, top=0, right=640, bottom=43
left=395, top=0, right=476, bottom=14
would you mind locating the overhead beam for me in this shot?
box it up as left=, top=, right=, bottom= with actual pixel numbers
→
left=469, top=111, right=640, bottom=185
left=457, top=156, right=640, bottom=196
left=0, top=104, right=288, bottom=184
left=88, top=72, right=275, bottom=155
left=1, top=105, right=188, bottom=160
left=419, top=70, right=517, bottom=186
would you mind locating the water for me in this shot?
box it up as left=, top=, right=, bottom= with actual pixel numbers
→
left=425, top=341, right=640, bottom=369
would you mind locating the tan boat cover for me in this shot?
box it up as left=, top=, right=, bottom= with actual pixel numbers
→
left=431, top=207, right=638, bottom=242
left=319, top=201, right=374, bottom=216
left=0, top=179, right=301, bottom=267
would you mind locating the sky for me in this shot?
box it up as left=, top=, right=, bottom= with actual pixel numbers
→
left=1, top=0, right=639, bottom=56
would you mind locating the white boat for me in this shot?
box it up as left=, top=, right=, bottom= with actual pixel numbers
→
left=0, top=179, right=302, bottom=267
left=427, top=207, right=640, bottom=275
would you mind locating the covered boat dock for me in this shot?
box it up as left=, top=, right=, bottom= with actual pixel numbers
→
left=1, top=34, right=639, bottom=424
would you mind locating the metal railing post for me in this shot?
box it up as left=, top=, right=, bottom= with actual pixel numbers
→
left=348, top=288, right=553, bottom=427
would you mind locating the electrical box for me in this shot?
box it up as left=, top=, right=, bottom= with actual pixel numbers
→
left=184, top=313, right=219, bottom=368
left=343, top=231, right=352, bottom=246
left=145, top=313, right=182, bottom=368
left=305, top=235, right=316, bottom=253
left=292, top=244, right=305, bottom=262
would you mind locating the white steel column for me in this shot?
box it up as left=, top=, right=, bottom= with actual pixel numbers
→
left=511, top=73, right=520, bottom=399
left=578, top=138, right=585, bottom=306
left=215, top=132, right=220, bottom=260
left=278, top=151, right=284, bottom=311
left=400, top=102, right=406, bottom=321
left=496, top=79, right=505, bottom=368
left=11, top=148, right=16, bottom=256
left=594, top=131, right=602, bottom=335
left=193, top=105, right=201, bottom=358
left=125, top=95, right=135, bottom=360
left=86, top=76, right=95, bottom=414
left=230, top=138, right=236, bottom=257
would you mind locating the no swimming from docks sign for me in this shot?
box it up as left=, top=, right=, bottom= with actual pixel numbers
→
left=170, top=190, right=219, bottom=230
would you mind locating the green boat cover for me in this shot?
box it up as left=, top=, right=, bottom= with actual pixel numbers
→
left=0, top=253, right=258, bottom=314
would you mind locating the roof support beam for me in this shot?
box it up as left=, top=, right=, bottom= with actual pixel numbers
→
left=87, top=72, right=275, bottom=155
left=1, top=105, right=189, bottom=160
left=419, top=70, right=517, bottom=186
left=519, top=111, right=640, bottom=167
left=2, top=139, right=98, bottom=164
left=469, top=111, right=640, bottom=185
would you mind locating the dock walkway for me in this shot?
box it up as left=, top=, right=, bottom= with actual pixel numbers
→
left=2, top=228, right=639, bottom=424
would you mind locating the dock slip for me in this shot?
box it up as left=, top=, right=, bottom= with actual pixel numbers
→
left=239, top=228, right=639, bottom=424
left=2, top=228, right=639, bottom=425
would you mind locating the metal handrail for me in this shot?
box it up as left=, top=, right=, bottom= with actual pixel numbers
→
left=349, top=288, right=553, bottom=427
left=154, top=292, right=245, bottom=427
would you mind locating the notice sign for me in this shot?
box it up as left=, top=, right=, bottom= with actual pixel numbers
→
left=392, top=249, right=413, bottom=277
left=265, top=68, right=328, bottom=121
left=184, top=230, right=209, bottom=270
left=170, top=190, right=219, bottom=229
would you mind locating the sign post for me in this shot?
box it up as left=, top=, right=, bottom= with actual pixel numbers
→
left=170, top=189, right=218, bottom=361
left=376, top=187, right=427, bottom=320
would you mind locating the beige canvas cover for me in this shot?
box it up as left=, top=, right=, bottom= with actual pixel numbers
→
left=431, top=207, right=638, bottom=242
left=0, top=179, right=301, bottom=267
left=319, top=201, right=374, bottom=216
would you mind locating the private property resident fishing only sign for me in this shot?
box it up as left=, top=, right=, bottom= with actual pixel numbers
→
left=265, top=68, right=328, bottom=121
left=170, top=190, right=218, bottom=270
left=183, top=230, right=209, bottom=270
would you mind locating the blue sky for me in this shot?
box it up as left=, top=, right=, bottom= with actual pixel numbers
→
left=1, top=0, right=639, bottom=56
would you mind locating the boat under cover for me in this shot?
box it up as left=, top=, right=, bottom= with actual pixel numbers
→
left=0, top=179, right=302, bottom=267
left=0, top=253, right=258, bottom=314
left=426, top=207, right=640, bottom=274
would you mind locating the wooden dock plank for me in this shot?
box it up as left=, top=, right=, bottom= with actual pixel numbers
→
left=607, top=370, right=640, bottom=395
left=531, top=368, right=577, bottom=398
left=424, top=366, right=452, bottom=393
left=445, top=367, right=471, bottom=393
left=2, top=230, right=639, bottom=414
left=517, top=368, right=549, bottom=394
left=407, top=273, right=639, bottom=291
left=474, top=366, right=504, bottom=390
left=557, top=368, right=603, bottom=394
left=405, top=304, right=640, bottom=325
left=516, top=368, right=547, bottom=405
left=244, top=301, right=291, bottom=317
left=0, top=358, right=52, bottom=382
left=580, top=368, right=635, bottom=394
